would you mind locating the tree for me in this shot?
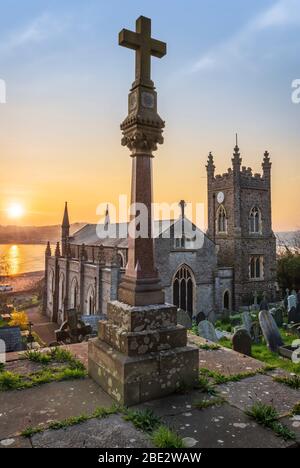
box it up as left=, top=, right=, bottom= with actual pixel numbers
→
left=277, top=251, right=300, bottom=292
left=0, top=254, right=9, bottom=282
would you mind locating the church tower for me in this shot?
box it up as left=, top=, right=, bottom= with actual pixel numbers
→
left=207, top=138, right=277, bottom=309
left=61, top=202, right=70, bottom=257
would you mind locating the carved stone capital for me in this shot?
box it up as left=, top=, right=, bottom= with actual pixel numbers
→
left=121, top=128, right=164, bottom=153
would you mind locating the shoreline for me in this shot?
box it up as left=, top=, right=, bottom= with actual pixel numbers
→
left=1, top=271, right=44, bottom=294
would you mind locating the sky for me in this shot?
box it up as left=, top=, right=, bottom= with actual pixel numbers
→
left=0, top=0, right=299, bottom=231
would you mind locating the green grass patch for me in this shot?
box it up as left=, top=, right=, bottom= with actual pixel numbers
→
left=198, top=374, right=217, bottom=395
left=22, top=404, right=120, bottom=437
left=292, top=402, right=300, bottom=415
left=198, top=343, right=220, bottom=351
left=193, top=396, right=225, bottom=410
left=0, top=348, right=87, bottom=392
left=246, top=402, right=296, bottom=441
left=199, top=368, right=261, bottom=385
left=152, top=426, right=185, bottom=449
left=274, top=374, right=300, bottom=390
left=219, top=334, right=300, bottom=375
left=123, top=409, right=161, bottom=433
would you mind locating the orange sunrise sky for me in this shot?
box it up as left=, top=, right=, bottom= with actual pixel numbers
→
left=0, top=0, right=299, bottom=231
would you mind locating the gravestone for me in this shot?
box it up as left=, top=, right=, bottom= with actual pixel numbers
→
left=195, top=311, right=206, bottom=325
left=288, top=294, right=297, bottom=312
left=284, top=289, right=289, bottom=310
left=81, top=315, right=106, bottom=335
left=176, top=309, right=192, bottom=329
left=56, top=309, right=92, bottom=344
left=259, top=295, right=269, bottom=311
left=232, top=328, right=252, bottom=356
left=270, top=308, right=283, bottom=328
left=259, top=310, right=284, bottom=353
left=241, top=311, right=252, bottom=335
left=295, top=303, right=300, bottom=323
left=288, top=307, right=297, bottom=324
left=198, top=320, right=218, bottom=343
left=0, top=326, right=23, bottom=352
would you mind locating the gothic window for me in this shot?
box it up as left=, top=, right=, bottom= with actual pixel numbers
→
left=173, top=265, right=194, bottom=317
left=87, top=286, right=96, bottom=315
left=249, top=206, right=262, bottom=234
left=59, top=274, right=65, bottom=311
left=249, top=256, right=264, bottom=280
left=70, top=278, right=78, bottom=309
left=117, top=253, right=125, bottom=268
left=216, top=205, right=228, bottom=234
left=223, top=290, right=231, bottom=310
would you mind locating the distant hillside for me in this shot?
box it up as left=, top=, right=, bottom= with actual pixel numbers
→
left=0, top=223, right=85, bottom=244
left=276, top=231, right=300, bottom=249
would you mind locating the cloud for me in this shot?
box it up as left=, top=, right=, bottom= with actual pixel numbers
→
left=0, top=12, right=68, bottom=55
left=192, top=0, right=300, bottom=72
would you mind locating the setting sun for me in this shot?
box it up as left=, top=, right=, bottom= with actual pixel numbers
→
left=6, top=202, right=25, bottom=219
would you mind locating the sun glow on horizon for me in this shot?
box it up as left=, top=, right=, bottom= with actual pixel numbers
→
left=6, top=202, right=25, bottom=220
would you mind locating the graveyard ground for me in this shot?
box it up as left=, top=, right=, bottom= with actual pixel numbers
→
left=1, top=335, right=299, bottom=449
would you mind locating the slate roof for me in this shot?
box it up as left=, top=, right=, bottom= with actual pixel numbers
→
left=70, top=217, right=214, bottom=249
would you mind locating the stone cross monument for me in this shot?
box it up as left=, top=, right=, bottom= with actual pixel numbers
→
left=88, top=16, right=199, bottom=406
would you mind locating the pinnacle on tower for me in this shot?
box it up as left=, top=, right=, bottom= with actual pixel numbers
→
left=206, top=152, right=215, bottom=178
left=232, top=134, right=242, bottom=169
left=55, top=242, right=61, bottom=257
left=62, top=202, right=70, bottom=228
left=45, top=241, right=51, bottom=257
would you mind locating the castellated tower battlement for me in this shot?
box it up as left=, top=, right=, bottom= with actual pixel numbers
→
left=206, top=142, right=276, bottom=310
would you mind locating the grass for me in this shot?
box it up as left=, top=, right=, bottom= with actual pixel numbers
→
left=292, top=402, right=300, bottom=415
left=193, top=396, right=225, bottom=410
left=123, top=409, right=161, bottom=433
left=198, top=343, right=220, bottom=351
left=274, top=374, right=300, bottom=390
left=199, top=367, right=262, bottom=385
left=151, top=426, right=185, bottom=449
left=0, top=348, right=87, bottom=392
left=246, top=402, right=296, bottom=441
left=219, top=334, right=300, bottom=375
left=22, top=404, right=121, bottom=436
left=197, top=374, right=217, bottom=395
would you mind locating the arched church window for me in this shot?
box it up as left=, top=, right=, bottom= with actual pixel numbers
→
left=216, top=205, right=227, bottom=234
left=249, top=256, right=264, bottom=280
left=86, top=286, right=96, bottom=315
left=249, top=206, right=262, bottom=234
left=223, top=290, right=231, bottom=310
left=70, top=278, right=78, bottom=309
left=117, top=253, right=124, bottom=268
left=173, top=265, right=194, bottom=317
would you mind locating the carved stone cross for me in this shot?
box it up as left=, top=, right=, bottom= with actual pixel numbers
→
left=119, top=16, right=166, bottom=88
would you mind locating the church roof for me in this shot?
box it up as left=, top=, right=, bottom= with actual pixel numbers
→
left=70, top=217, right=213, bottom=249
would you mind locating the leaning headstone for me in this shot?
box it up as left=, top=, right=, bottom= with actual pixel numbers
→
left=198, top=320, right=218, bottom=343
left=195, top=311, right=206, bottom=325
left=241, top=311, right=252, bottom=335
left=176, top=309, right=192, bottom=329
left=259, top=310, right=284, bottom=353
left=270, top=308, right=283, bottom=328
left=232, top=328, right=252, bottom=356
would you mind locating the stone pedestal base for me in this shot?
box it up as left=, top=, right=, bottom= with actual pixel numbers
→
left=88, top=301, right=199, bottom=406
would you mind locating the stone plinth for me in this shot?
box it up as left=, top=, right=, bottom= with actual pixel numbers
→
left=88, top=301, right=199, bottom=406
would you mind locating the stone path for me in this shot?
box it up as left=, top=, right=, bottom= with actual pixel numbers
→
left=26, top=307, right=57, bottom=346
left=1, top=341, right=299, bottom=448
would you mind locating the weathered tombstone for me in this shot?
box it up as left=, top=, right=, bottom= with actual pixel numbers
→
left=207, top=309, right=216, bottom=325
left=288, top=307, right=297, bottom=324
left=259, top=310, right=284, bottom=353
left=81, top=315, right=106, bottom=336
left=56, top=309, right=92, bottom=344
left=176, top=309, right=192, bottom=329
left=260, top=293, right=269, bottom=311
left=198, top=320, right=218, bottom=343
left=0, top=326, right=23, bottom=352
left=270, top=308, right=283, bottom=328
left=195, top=311, right=206, bottom=325
left=242, top=311, right=252, bottom=335
left=288, top=294, right=297, bottom=312
left=232, top=328, right=252, bottom=356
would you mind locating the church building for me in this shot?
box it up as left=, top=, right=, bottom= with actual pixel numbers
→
left=44, top=140, right=277, bottom=325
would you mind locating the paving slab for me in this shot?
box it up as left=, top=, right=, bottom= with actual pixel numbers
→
left=31, top=415, right=153, bottom=448
left=281, top=414, right=300, bottom=445
left=218, top=374, right=300, bottom=416
left=135, top=391, right=220, bottom=418
left=0, top=378, right=113, bottom=439
left=163, top=404, right=290, bottom=448
left=188, top=334, right=264, bottom=375
left=0, top=436, right=32, bottom=449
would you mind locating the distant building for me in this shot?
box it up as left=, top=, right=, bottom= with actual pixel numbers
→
left=44, top=142, right=277, bottom=324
